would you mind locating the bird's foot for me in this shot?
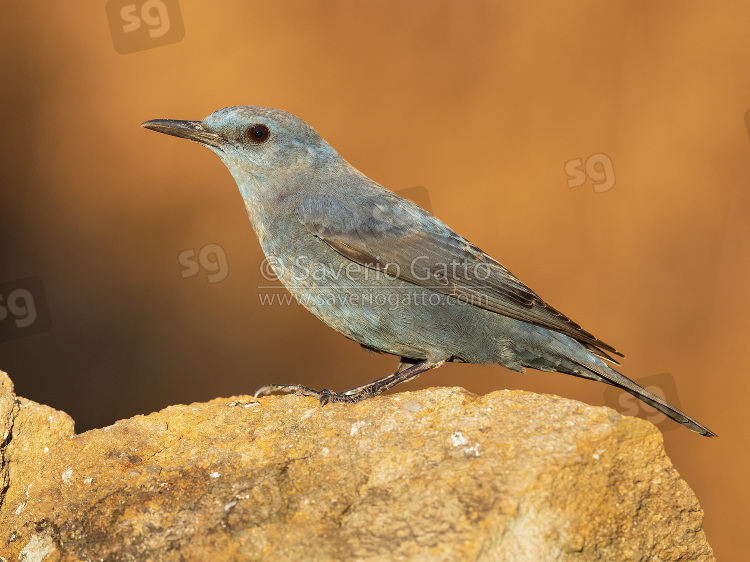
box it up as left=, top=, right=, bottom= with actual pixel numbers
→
left=253, top=384, right=365, bottom=405
left=252, top=359, right=447, bottom=407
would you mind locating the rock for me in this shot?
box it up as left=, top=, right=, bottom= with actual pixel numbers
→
left=0, top=370, right=713, bottom=561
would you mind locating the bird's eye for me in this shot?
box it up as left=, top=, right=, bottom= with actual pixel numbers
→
left=246, top=124, right=270, bottom=143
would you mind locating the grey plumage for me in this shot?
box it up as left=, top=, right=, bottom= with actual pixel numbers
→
left=142, top=106, right=715, bottom=437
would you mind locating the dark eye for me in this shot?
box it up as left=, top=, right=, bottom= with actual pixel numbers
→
left=246, top=124, right=270, bottom=143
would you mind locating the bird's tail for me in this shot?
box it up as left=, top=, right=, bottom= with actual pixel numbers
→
left=572, top=359, right=716, bottom=437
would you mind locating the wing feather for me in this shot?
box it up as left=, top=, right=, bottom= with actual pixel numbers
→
left=297, top=190, right=623, bottom=361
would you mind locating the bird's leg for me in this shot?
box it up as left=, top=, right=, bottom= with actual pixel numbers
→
left=339, top=358, right=437, bottom=396
left=253, top=359, right=446, bottom=405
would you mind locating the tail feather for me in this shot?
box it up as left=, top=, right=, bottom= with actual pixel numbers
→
left=574, top=359, right=716, bottom=437
left=615, top=382, right=716, bottom=437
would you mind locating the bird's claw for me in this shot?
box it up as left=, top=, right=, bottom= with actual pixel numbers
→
left=318, top=389, right=336, bottom=406
left=253, top=384, right=343, bottom=405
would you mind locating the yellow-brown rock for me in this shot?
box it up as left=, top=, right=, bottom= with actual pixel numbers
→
left=0, top=370, right=713, bottom=561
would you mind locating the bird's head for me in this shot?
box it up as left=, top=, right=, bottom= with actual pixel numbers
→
left=142, top=106, right=340, bottom=198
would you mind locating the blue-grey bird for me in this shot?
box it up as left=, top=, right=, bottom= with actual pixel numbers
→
left=142, top=106, right=714, bottom=437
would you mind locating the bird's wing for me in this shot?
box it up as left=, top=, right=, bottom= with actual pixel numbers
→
left=296, top=190, right=623, bottom=361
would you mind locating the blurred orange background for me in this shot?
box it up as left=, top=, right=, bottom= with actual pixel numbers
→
left=0, top=1, right=747, bottom=557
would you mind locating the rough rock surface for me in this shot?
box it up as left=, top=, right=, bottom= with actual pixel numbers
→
left=0, top=370, right=712, bottom=561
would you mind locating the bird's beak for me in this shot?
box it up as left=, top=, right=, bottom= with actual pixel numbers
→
left=141, top=119, right=224, bottom=150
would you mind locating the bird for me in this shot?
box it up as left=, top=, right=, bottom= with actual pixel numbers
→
left=142, top=106, right=715, bottom=437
